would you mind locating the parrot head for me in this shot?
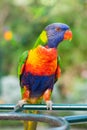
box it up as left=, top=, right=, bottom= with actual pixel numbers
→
left=43, top=23, right=72, bottom=48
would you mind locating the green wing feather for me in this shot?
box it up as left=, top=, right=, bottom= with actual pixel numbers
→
left=58, top=55, right=62, bottom=67
left=18, top=51, right=28, bottom=79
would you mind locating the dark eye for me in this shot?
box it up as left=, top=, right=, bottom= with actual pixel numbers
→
left=55, top=27, right=61, bottom=32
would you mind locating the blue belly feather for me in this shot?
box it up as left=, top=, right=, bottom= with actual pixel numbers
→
left=21, top=72, right=55, bottom=98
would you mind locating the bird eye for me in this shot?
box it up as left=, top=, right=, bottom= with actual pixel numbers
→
left=55, top=27, right=61, bottom=32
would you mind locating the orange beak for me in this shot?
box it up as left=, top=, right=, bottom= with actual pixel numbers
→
left=64, top=30, right=72, bottom=41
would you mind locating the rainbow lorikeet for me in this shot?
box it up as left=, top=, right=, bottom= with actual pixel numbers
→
left=16, top=23, right=72, bottom=130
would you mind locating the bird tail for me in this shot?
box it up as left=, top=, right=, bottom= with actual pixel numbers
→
left=24, top=110, right=38, bottom=130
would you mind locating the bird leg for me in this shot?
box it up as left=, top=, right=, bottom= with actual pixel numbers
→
left=14, top=99, right=27, bottom=111
left=43, top=89, right=53, bottom=110
left=14, top=86, right=30, bottom=111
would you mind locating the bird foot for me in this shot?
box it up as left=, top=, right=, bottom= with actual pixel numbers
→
left=14, top=99, right=27, bottom=111
left=46, top=100, right=53, bottom=110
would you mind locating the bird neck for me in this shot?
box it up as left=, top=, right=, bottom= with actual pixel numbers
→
left=33, top=30, right=48, bottom=49
left=47, top=39, right=60, bottom=48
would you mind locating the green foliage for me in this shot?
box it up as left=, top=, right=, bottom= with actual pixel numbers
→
left=0, top=1, right=87, bottom=129
left=0, top=0, right=86, bottom=75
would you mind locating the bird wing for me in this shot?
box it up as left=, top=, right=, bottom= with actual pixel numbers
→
left=18, top=50, right=28, bottom=79
left=55, top=56, right=61, bottom=82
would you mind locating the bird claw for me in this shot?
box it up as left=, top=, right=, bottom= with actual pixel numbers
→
left=46, top=100, right=53, bottom=110
left=14, top=100, right=27, bottom=111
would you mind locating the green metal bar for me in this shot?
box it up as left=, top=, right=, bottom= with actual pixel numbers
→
left=0, top=104, right=14, bottom=111
left=1, top=104, right=87, bottom=111
left=1, top=104, right=87, bottom=127
left=0, top=112, right=69, bottom=130
left=23, top=104, right=87, bottom=111
left=65, top=115, right=87, bottom=124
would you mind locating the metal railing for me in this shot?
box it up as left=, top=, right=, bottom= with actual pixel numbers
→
left=0, top=104, right=87, bottom=130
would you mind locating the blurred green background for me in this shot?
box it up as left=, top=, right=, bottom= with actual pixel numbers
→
left=0, top=0, right=87, bottom=129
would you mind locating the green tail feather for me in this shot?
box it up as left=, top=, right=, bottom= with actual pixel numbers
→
left=24, top=110, right=38, bottom=130
left=24, top=120, right=37, bottom=130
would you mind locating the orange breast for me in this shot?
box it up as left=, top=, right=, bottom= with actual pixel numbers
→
left=25, top=45, right=58, bottom=76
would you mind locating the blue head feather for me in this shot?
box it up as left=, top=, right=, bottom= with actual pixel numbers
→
left=45, top=23, right=70, bottom=48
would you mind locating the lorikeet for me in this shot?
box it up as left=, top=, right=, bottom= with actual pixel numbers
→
left=17, top=23, right=72, bottom=130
